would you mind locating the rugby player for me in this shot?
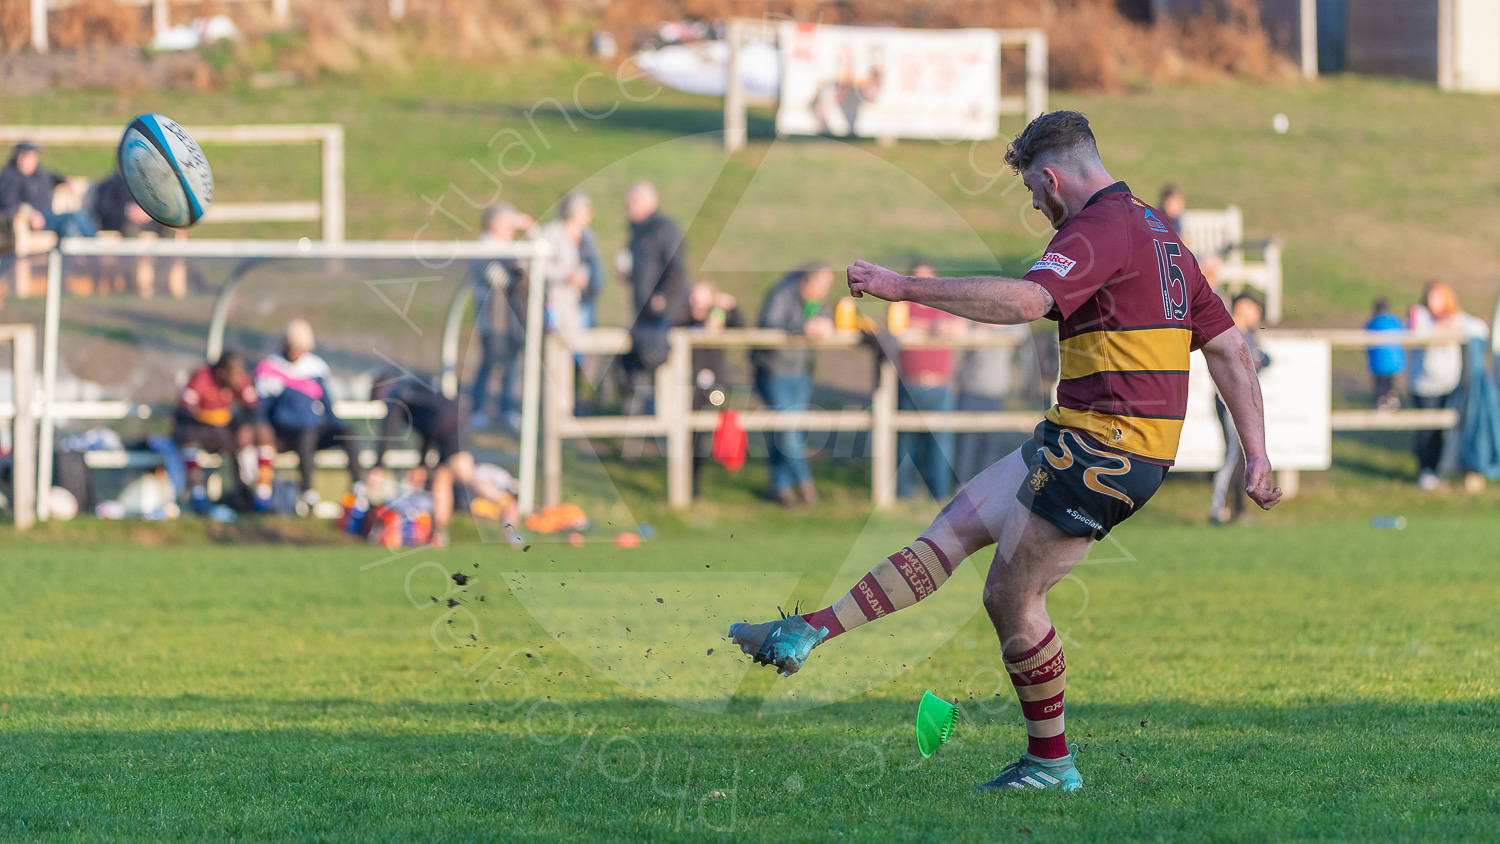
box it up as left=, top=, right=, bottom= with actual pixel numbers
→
left=729, top=111, right=1283, bottom=792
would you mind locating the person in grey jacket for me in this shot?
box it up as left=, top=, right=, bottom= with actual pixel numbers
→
left=751, top=262, right=834, bottom=506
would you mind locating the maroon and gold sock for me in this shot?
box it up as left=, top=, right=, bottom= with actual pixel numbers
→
left=800, top=537, right=953, bottom=641
left=1005, top=627, right=1069, bottom=759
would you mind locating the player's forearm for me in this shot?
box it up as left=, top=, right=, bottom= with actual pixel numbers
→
left=1205, top=332, right=1270, bottom=460
left=899, top=275, right=1052, bottom=325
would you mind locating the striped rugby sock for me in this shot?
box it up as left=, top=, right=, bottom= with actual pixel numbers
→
left=801, top=537, right=953, bottom=641
left=1005, top=627, right=1069, bottom=759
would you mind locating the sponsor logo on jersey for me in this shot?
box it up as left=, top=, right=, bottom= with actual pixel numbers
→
left=1144, top=208, right=1170, bottom=233
left=1030, top=252, right=1077, bottom=277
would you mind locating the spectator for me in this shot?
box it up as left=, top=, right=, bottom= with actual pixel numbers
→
left=751, top=262, right=834, bottom=507
left=1408, top=280, right=1489, bottom=491
left=1160, top=182, right=1220, bottom=287
left=617, top=180, right=688, bottom=414
left=173, top=351, right=270, bottom=511
left=953, top=321, right=1030, bottom=485
left=469, top=203, right=534, bottom=431
left=894, top=263, right=966, bottom=500
left=1365, top=297, right=1406, bottom=411
left=684, top=280, right=744, bottom=496
left=92, top=167, right=164, bottom=237
left=370, top=373, right=514, bottom=549
left=1210, top=294, right=1272, bottom=524
left=578, top=218, right=605, bottom=332
left=0, top=142, right=95, bottom=238
left=1159, top=182, right=1185, bottom=232
left=623, top=180, right=688, bottom=325
left=538, top=192, right=594, bottom=336
left=254, top=319, right=363, bottom=512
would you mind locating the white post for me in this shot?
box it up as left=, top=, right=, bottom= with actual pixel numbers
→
left=321, top=126, right=345, bottom=242
left=665, top=330, right=694, bottom=509
left=153, top=0, right=169, bottom=38
left=1300, top=0, right=1318, bottom=80
left=10, top=327, right=37, bottom=530
left=36, top=249, right=63, bottom=521
left=517, top=240, right=551, bottom=515
left=724, top=18, right=748, bottom=153
left=272, top=0, right=291, bottom=25
left=1438, top=0, right=1456, bottom=90
left=30, top=0, right=47, bottom=53
left=870, top=358, right=897, bottom=508
left=1024, top=30, right=1049, bottom=119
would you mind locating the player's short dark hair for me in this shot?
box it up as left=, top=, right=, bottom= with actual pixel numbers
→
left=1004, top=110, right=1100, bottom=174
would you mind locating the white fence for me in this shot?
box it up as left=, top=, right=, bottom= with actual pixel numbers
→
left=540, top=327, right=1469, bottom=511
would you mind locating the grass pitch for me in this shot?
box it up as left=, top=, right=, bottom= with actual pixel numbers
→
left=2, top=497, right=1497, bottom=841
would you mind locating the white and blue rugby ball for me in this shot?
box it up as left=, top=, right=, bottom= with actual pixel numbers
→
left=117, top=114, right=213, bottom=228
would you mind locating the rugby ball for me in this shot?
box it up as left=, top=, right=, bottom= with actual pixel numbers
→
left=117, top=114, right=213, bottom=228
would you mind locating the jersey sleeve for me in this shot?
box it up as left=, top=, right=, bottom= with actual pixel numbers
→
left=1022, top=211, right=1127, bottom=321
left=1186, top=267, right=1234, bottom=350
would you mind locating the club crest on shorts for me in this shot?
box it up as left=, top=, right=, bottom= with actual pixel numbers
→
left=1029, top=467, right=1051, bottom=492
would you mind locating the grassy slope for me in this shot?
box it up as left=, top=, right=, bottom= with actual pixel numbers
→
left=1, top=506, right=1497, bottom=841
left=5, top=63, right=1499, bottom=327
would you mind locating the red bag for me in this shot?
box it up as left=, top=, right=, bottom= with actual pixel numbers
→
left=712, top=409, right=748, bottom=473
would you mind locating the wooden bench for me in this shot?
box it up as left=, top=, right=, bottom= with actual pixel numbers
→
left=1178, top=205, right=1284, bottom=324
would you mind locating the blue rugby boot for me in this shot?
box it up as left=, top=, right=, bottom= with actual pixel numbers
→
left=976, top=744, right=1084, bottom=792
left=728, top=609, right=829, bottom=677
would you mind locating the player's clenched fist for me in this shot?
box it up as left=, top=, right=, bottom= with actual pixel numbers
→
left=846, top=260, right=906, bottom=302
left=1244, top=454, right=1283, bottom=510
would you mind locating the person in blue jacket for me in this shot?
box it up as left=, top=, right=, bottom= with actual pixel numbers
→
left=1365, top=297, right=1406, bottom=411
left=254, top=319, right=363, bottom=512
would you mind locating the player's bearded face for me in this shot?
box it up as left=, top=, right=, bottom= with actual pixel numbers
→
left=1025, top=168, right=1069, bottom=230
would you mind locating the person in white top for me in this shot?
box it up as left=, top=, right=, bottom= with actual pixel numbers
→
left=537, top=192, right=594, bottom=336
left=1407, top=279, right=1489, bottom=490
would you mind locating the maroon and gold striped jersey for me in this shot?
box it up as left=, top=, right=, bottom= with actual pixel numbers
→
left=1023, top=182, right=1234, bottom=465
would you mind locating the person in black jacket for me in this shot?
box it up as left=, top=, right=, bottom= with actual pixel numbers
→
left=623, top=180, right=687, bottom=325
left=616, top=181, right=689, bottom=415
left=0, top=143, right=96, bottom=237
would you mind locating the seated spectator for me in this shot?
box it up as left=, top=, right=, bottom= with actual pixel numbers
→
left=1408, top=280, right=1489, bottom=491
left=92, top=167, right=166, bottom=237
left=895, top=262, right=965, bottom=501
left=254, top=319, right=363, bottom=512
left=469, top=203, right=534, bottom=431
left=0, top=142, right=96, bottom=238
left=751, top=262, right=834, bottom=507
left=370, top=373, right=521, bottom=548
left=685, top=280, right=744, bottom=496
left=1364, top=297, right=1406, bottom=411
left=173, top=351, right=271, bottom=511
left=1160, top=181, right=1219, bottom=286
